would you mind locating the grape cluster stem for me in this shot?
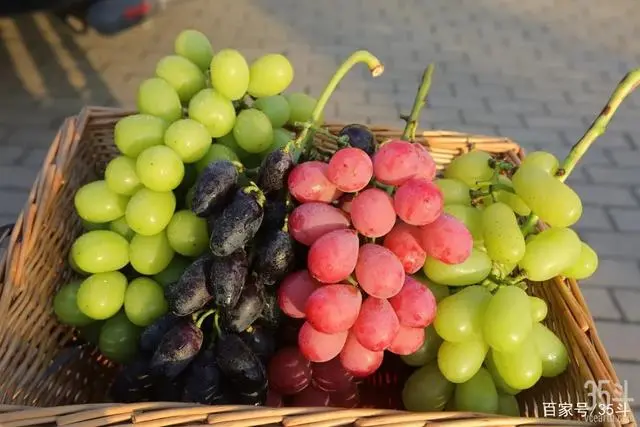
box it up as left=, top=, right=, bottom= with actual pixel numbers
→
left=401, top=64, right=435, bottom=142
left=521, top=68, right=640, bottom=236
left=285, top=50, right=384, bottom=163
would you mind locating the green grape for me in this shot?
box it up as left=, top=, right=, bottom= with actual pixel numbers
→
left=424, top=248, right=492, bottom=287
left=153, top=255, right=192, bottom=287
left=166, top=210, right=209, bottom=257
left=76, top=271, right=128, bottom=320
left=496, top=174, right=514, bottom=191
left=401, top=324, right=443, bottom=367
left=434, top=285, right=492, bottom=342
left=129, top=231, right=175, bottom=275
left=188, top=88, right=236, bottom=138
left=494, top=190, right=531, bottom=216
left=68, top=250, right=88, bottom=276
left=185, top=186, right=195, bottom=210
left=109, top=216, right=135, bottom=241
left=402, top=362, right=455, bottom=412
left=443, top=205, right=483, bottom=243
left=492, top=338, right=542, bottom=390
left=412, top=273, right=450, bottom=302
left=520, top=151, right=559, bottom=175
left=481, top=202, right=526, bottom=265
left=253, top=95, right=291, bottom=128
left=483, top=286, right=532, bottom=353
left=531, top=323, right=569, bottom=377
left=79, top=321, right=104, bottom=345
left=114, top=114, right=167, bottom=158
left=155, top=55, right=206, bottom=103
left=454, top=367, right=499, bottom=414
left=485, top=351, right=521, bottom=395
left=137, top=78, right=183, bottom=124
left=444, top=151, right=494, bottom=188
left=247, top=54, right=294, bottom=98
left=164, top=118, right=212, bottom=163
left=217, top=132, right=250, bottom=160
left=209, top=49, right=250, bottom=101
left=561, top=241, right=599, bottom=280
left=437, top=339, right=488, bottom=383
left=82, top=219, right=109, bottom=231
left=54, top=280, right=94, bottom=327
left=125, top=188, right=176, bottom=236
left=99, top=311, right=141, bottom=363
left=435, top=178, right=471, bottom=205
left=512, top=163, right=582, bottom=227
left=529, top=296, right=548, bottom=322
left=174, top=29, right=213, bottom=72
left=233, top=109, right=274, bottom=154
left=136, top=145, right=185, bottom=192
left=71, top=230, right=129, bottom=274
left=124, top=277, right=168, bottom=327
left=74, top=180, right=129, bottom=223
left=497, top=394, right=520, bottom=416
left=286, top=92, right=320, bottom=125
left=195, top=143, right=240, bottom=174
left=519, top=227, right=582, bottom=282
left=105, top=156, right=143, bottom=196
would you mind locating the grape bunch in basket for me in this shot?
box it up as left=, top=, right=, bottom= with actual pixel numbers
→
left=52, top=28, right=620, bottom=415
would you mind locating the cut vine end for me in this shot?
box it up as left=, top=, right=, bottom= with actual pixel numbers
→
left=370, top=64, right=384, bottom=77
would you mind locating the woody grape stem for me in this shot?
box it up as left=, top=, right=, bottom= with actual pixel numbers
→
left=285, top=50, right=384, bottom=162
left=402, top=64, right=435, bottom=142
left=521, top=68, right=640, bottom=235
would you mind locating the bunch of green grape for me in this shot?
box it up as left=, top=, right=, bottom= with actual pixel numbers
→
left=400, top=149, right=597, bottom=415
left=53, top=28, right=319, bottom=364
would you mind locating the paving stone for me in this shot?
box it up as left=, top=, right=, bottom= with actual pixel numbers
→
left=0, top=146, right=25, bottom=165
left=461, top=110, right=523, bottom=127
left=609, top=208, right=640, bottom=232
left=0, top=166, right=39, bottom=191
left=612, top=290, right=640, bottom=322
left=21, top=149, right=49, bottom=168
left=608, top=150, right=640, bottom=167
left=595, top=321, right=640, bottom=362
left=0, top=190, right=28, bottom=217
left=575, top=206, right=614, bottom=231
left=582, top=259, right=640, bottom=289
left=581, top=289, right=622, bottom=321
left=570, top=184, right=639, bottom=207
left=586, top=166, right=640, bottom=186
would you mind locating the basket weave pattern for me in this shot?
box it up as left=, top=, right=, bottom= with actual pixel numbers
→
left=0, top=107, right=633, bottom=426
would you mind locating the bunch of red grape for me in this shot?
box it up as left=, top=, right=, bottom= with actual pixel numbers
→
left=266, top=347, right=360, bottom=408
left=277, top=129, right=474, bottom=379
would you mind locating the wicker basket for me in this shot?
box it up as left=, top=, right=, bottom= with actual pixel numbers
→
left=0, top=107, right=634, bottom=427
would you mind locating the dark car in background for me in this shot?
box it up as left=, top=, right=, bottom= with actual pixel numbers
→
left=0, top=0, right=159, bottom=35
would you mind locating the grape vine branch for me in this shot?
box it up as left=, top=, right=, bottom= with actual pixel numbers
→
left=521, top=67, right=640, bottom=235
left=402, top=64, right=435, bottom=142
left=285, top=50, right=384, bottom=162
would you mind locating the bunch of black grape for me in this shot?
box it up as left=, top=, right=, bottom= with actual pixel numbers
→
left=109, top=145, right=301, bottom=405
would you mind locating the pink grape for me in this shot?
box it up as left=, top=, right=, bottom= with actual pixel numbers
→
left=308, top=229, right=359, bottom=283
left=305, top=284, right=362, bottom=333
left=267, top=347, right=312, bottom=395
left=312, top=357, right=354, bottom=393
left=412, top=143, right=437, bottom=181
left=372, top=140, right=421, bottom=185
left=354, top=244, right=405, bottom=298
left=393, top=178, right=443, bottom=226
left=352, top=297, right=400, bottom=351
left=298, top=322, right=348, bottom=363
left=277, top=270, right=320, bottom=319
left=327, top=147, right=373, bottom=192
left=291, top=385, right=331, bottom=407
left=418, top=214, right=473, bottom=264
left=387, top=324, right=425, bottom=355
left=389, top=276, right=437, bottom=328
left=289, top=202, right=350, bottom=246
left=288, top=161, right=343, bottom=203
left=383, top=222, right=426, bottom=274
left=350, top=188, right=396, bottom=238
left=339, top=332, right=384, bottom=377
left=329, top=382, right=359, bottom=408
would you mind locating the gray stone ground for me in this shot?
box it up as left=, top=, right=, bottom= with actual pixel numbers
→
left=1, top=0, right=640, bottom=415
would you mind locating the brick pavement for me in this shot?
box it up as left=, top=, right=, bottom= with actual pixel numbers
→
left=1, top=0, right=640, bottom=413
